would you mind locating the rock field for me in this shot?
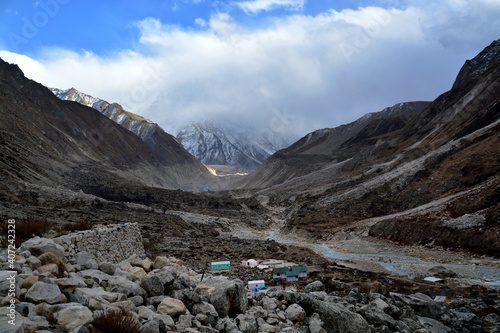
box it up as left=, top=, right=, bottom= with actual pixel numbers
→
left=1, top=230, right=499, bottom=333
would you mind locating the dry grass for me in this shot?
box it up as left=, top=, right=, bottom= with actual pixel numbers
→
left=60, top=220, right=93, bottom=233
left=1, top=215, right=53, bottom=247
left=90, top=309, right=141, bottom=333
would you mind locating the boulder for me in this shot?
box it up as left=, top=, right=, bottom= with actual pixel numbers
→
left=129, top=295, right=145, bottom=306
left=20, top=237, right=64, bottom=258
left=417, top=316, right=452, bottom=333
left=25, top=281, right=63, bottom=304
left=55, top=274, right=87, bottom=290
left=98, top=262, right=116, bottom=276
left=358, top=302, right=397, bottom=328
left=21, top=275, right=38, bottom=289
left=108, top=276, right=147, bottom=298
left=308, top=313, right=326, bottom=333
left=25, top=256, right=42, bottom=270
left=110, top=300, right=136, bottom=313
left=192, top=301, right=219, bottom=318
left=391, top=293, right=444, bottom=319
left=54, top=303, right=93, bottom=330
left=141, top=258, right=153, bottom=272
left=236, top=313, right=258, bottom=333
left=196, top=276, right=247, bottom=317
left=0, top=271, right=19, bottom=298
left=126, top=266, right=148, bottom=279
left=304, top=281, right=325, bottom=293
left=285, top=304, right=306, bottom=322
left=74, top=252, right=98, bottom=270
left=78, top=269, right=113, bottom=282
left=157, top=297, right=187, bottom=318
left=0, top=308, right=23, bottom=333
left=300, top=297, right=370, bottom=333
left=262, top=296, right=278, bottom=310
left=176, top=314, right=194, bottom=330
left=141, top=275, right=164, bottom=297
left=75, top=287, right=126, bottom=305
left=153, top=256, right=171, bottom=270
left=140, top=318, right=167, bottom=333
left=37, top=264, right=60, bottom=276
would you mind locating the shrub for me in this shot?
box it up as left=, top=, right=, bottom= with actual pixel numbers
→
left=1, top=215, right=53, bottom=247
left=60, top=220, right=93, bottom=233
left=90, top=309, right=141, bottom=333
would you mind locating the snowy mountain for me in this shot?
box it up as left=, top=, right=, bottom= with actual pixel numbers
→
left=176, top=121, right=296, bottom=172
left=50, top=88, right=157, bottom=141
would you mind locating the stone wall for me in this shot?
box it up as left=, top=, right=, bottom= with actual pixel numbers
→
left=54, top=223, right=145, bottom=263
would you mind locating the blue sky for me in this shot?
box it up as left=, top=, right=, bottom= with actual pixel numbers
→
left=1, top=0, right=499, bottom=137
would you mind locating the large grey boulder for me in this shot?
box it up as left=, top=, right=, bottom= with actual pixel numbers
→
left=25, top=256, right=42, bottom=271
left=141, top=275, right=164, bottom=297
left=157, top=297, right=187, bottom=318
left=140, top=318, right=167, bottom=333
left=78, top=269, right=113, bottom=282
left=108, top=276, right=147, bottom=298
left=192, top=301, right=219, bottom=318
left=285, top=304, right=306, bottom=322
left=75, top=252, right=98, bottom=270
left=391, top=293, right=444, bottom=319
left=53, top=303, right=93, bottom=330
left=0, top=271, right=19, bottom=298
left=20, top=237, right=65, bottom=258
left=196, top=276, right=247, bottom=317
left=358, top=301, right=397, bottom=328
left=418, top=316, right=452, bottom=333
left=176, top=314, right=194, bottom=330
left=261, top=296, right=278, bottom=310
left=0, top=308, right=26, bottom=333
left=308, top=313, right=326, bottom=333
left=25, top=281, right=64, bottom=304
left=304, top=281, right=325, bottom=293
left=236, top=313, right=258, bottom=333
left=75, top=287, right=126, bottom=305
left=300, top=297, right=370, bottom=333
left=98, top=262, right=116, bottom=275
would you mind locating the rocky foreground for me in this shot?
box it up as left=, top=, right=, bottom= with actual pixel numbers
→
left=1, top=232, right=499, bottom=333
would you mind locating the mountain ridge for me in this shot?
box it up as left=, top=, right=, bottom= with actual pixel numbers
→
left=0, top=59, right=215, bottom=193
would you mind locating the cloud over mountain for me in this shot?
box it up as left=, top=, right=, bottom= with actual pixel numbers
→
left=1, top=1, right=499, bottom=136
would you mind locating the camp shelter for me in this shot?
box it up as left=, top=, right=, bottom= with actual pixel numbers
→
left=211, top=261, right=231, bottom=270
left=241, top=259, right=259, bottom=267
left=248, top=280, right=265, bottom=290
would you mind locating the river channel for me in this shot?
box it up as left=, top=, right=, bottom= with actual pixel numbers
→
left=265, top=231, right=500, bottom=289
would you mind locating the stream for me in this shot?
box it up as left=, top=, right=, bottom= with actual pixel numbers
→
left=266, top=231, right=500, bottom=289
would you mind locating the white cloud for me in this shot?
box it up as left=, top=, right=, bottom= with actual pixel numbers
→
left=1, top=1, right=499, bottom=138
left=237, top=0, right=305, bottom=14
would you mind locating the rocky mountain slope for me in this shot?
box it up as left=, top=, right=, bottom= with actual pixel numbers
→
left=235, top=101, right=430, bottom=189
left=235, top=40, right=500, bottom=256
left=50, top=87, right=214, bottom=183
left=176, top=121, right=295, bottom=172
left=0, top=58, right=214, bottom=195
left=452, top=39, right=500, bottom=90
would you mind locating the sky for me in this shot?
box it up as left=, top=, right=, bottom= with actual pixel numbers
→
left=0, top=0, right=499, bottom=139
